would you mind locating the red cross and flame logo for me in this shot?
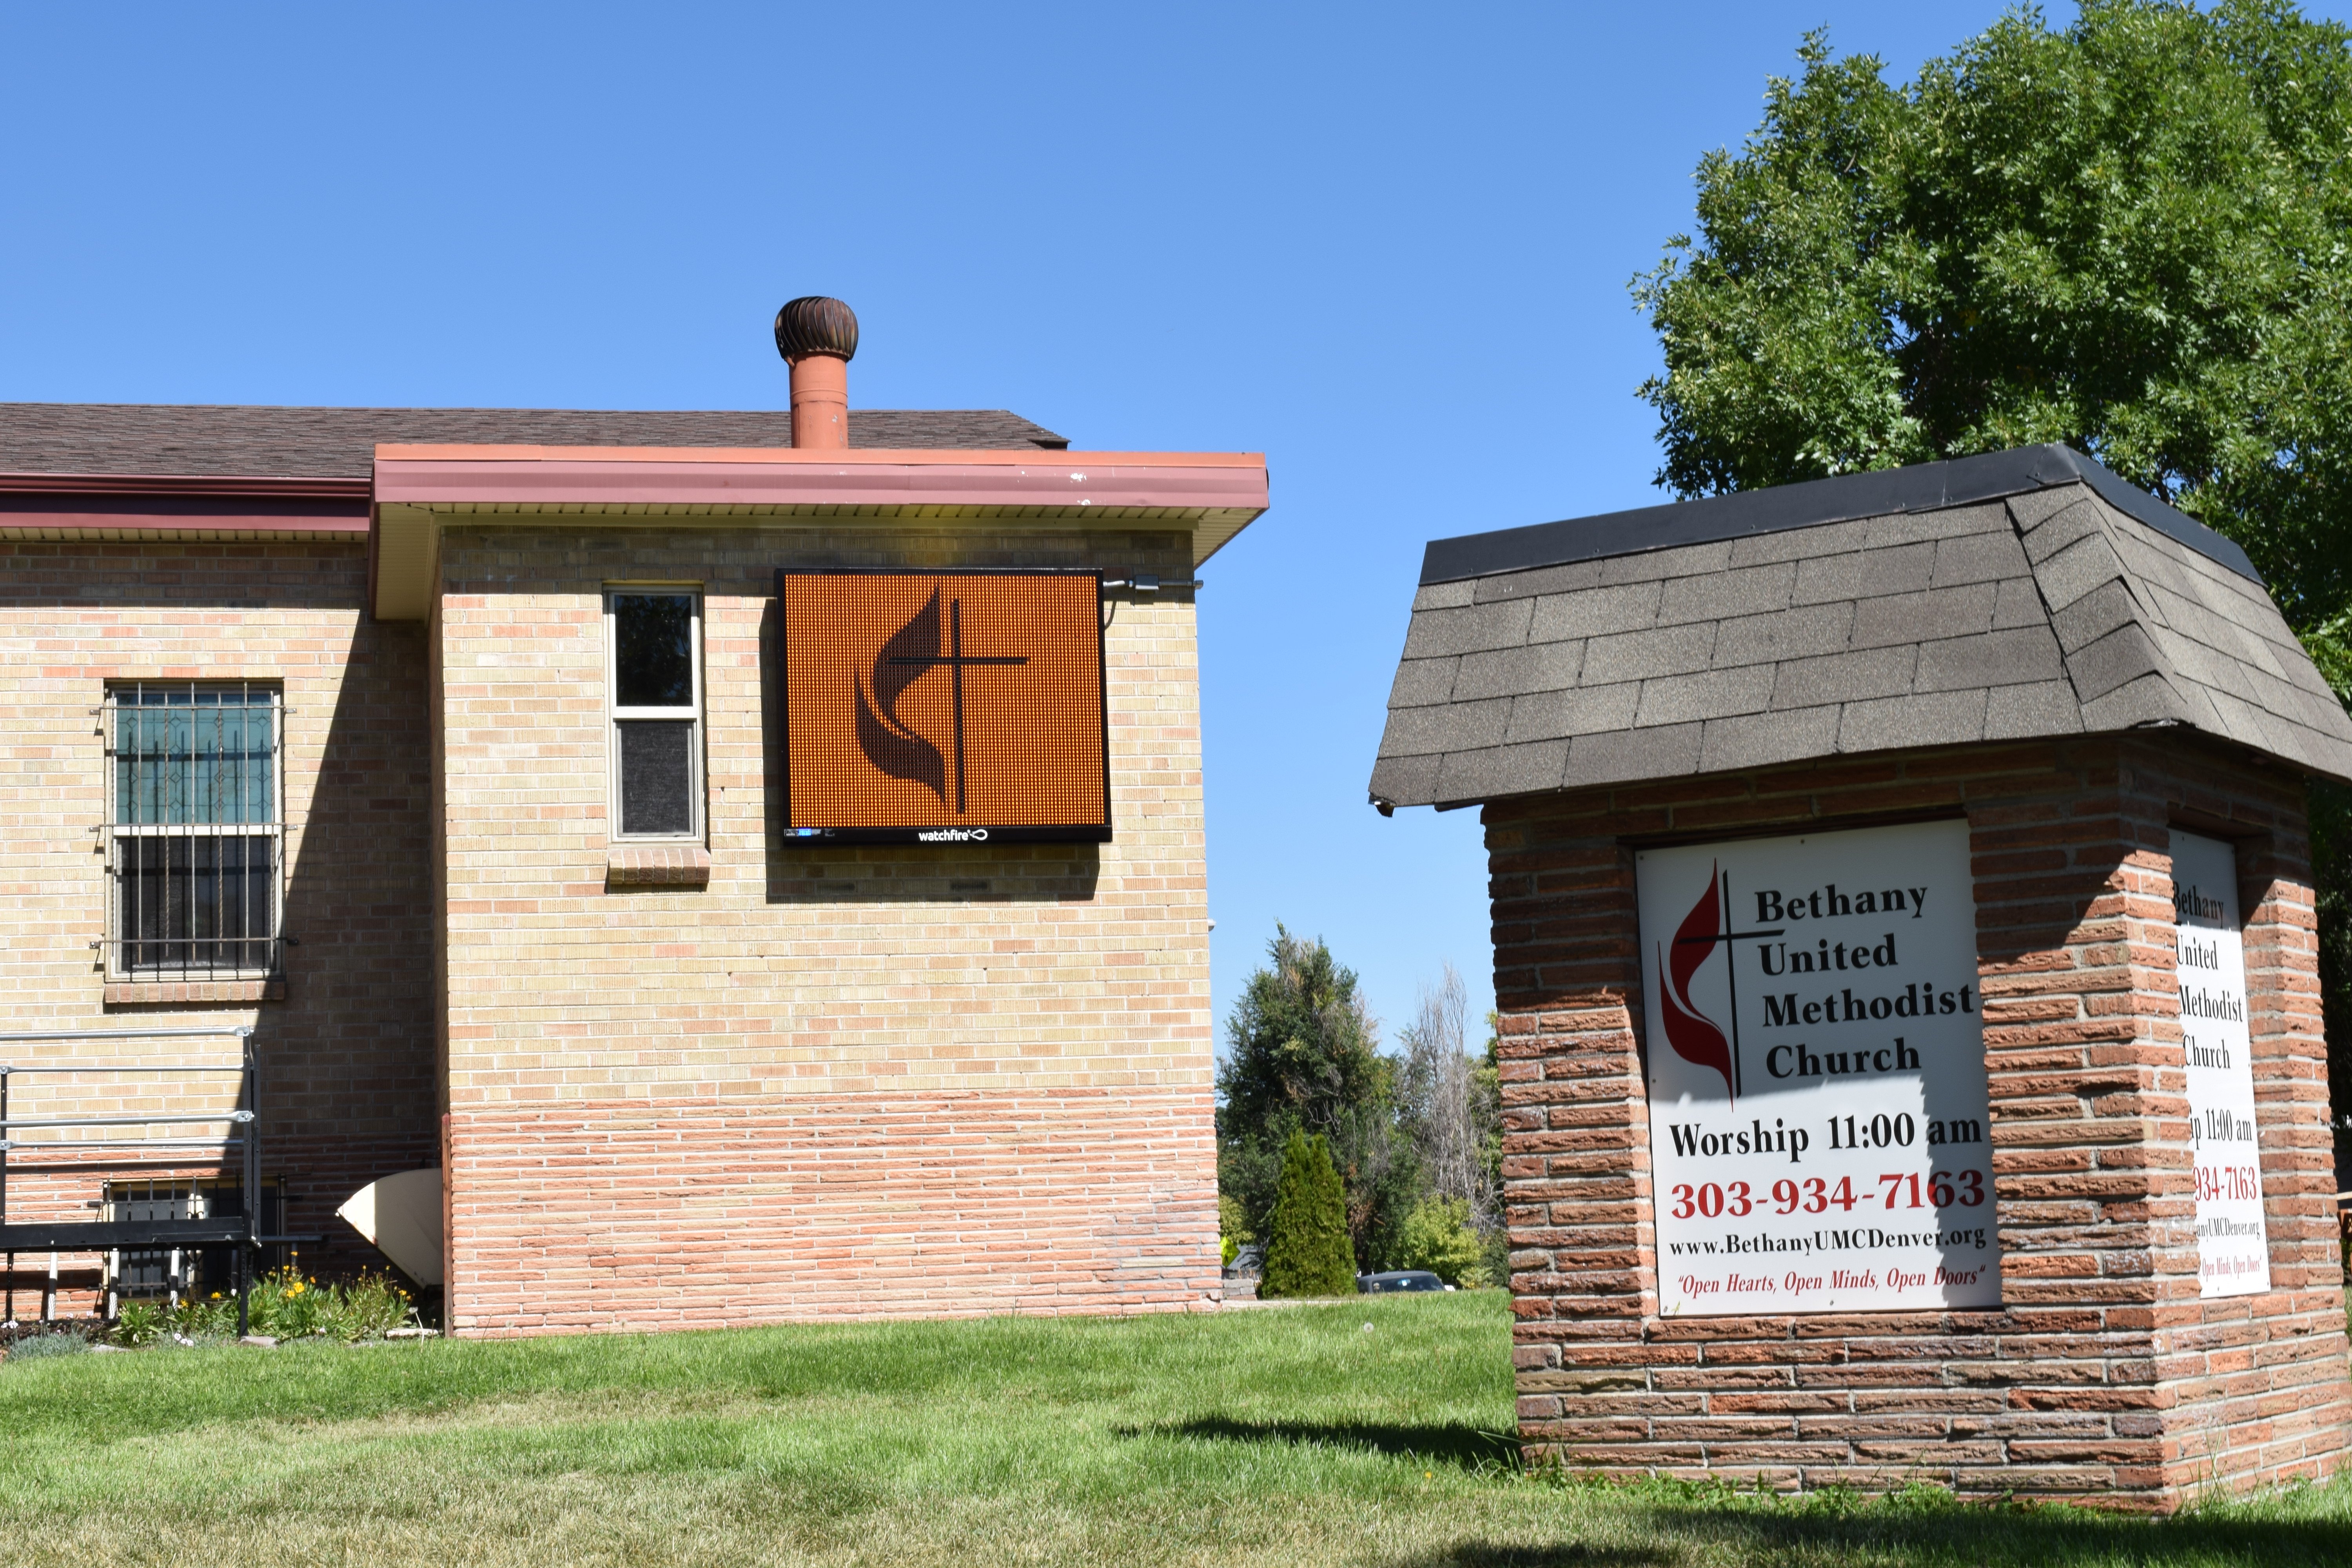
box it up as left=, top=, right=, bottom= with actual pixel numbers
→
left=1659, top=864, right=1738, bottom=1104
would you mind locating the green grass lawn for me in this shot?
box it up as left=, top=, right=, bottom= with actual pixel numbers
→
left=3, top=1291, right=2349, bottom=1566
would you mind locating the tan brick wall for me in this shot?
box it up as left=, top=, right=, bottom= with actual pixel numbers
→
left=0, top=539, right=436, bottom=1311
left=434, top=524, right=1220, bottom=1331
left=1494, top=735, right=2350, bottom=1508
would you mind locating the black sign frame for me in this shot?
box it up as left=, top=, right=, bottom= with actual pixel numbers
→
left=773, top=567, right=1113, bottom=845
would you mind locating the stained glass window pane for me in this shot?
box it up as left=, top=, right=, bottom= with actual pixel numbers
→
left=114, top=690, right=274, bottom=826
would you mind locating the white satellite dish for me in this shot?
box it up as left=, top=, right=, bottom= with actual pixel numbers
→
left=336, top=1168, right=444, bottom=1287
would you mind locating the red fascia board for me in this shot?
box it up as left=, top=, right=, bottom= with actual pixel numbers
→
left=372, top=445, right=1269, bottom=513
left=0, top=471, right=373, bottom=498
left=0, top=508, right=368, bottom=534
left=0, top=471, right=372, bottom=533
left=372, top=444, right=1258, bottom=467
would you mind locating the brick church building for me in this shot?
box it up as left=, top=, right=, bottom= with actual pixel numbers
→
left=0, top=300, right=1267, bottom=1334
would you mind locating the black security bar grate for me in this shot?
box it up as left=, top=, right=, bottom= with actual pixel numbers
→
left=97, top=684, right=285, bottom=980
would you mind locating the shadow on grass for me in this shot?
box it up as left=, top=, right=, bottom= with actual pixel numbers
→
left=1140, top=1416, right=1520, bottom=1470
left=1484, top=1481, right=2352, bottom=1568
left=1668, top=1497, right=2352, bottom=1568
left=1383, top=1501, right=2352, bottom=1568
left=1390, top=1548, right=1668, bottom=1567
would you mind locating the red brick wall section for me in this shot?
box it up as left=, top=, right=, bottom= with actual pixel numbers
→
left=446, top=1089, right=1216, bottom=1332
left=2124, top=742, right=2348, bottom=1495
left=1492, top=735, right=2350, bottom=1510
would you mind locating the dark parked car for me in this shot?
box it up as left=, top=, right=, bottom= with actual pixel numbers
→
left=1356, top=1270, right=1451, bottom=1294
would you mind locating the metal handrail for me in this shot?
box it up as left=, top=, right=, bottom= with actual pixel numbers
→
left=3, top=1138, right=250, bottom=1152
left=1, top=1024, right=261, bottom=1332
left=0, top=1026, right=249, bottom=1042
left=2, top=1113, right=251, bottom=1130
left=0, top=1065, right=247, bottom=1074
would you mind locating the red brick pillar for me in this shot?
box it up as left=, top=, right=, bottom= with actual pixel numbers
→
left=1497, top=737, right=2350, bottom=1508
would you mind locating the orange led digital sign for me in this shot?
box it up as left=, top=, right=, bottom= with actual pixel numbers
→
left=776, top=570, right=1110, bottom=843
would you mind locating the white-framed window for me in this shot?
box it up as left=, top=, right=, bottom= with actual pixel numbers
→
left=103, top=681, right=285, bottom=978
left=606, top=587, right=704, bottom=840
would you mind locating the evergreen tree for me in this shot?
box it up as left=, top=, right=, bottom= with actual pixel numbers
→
left=1215, top=926, right=1420, bottom=1269
left=1259, top=1131, right=1356, bottom=1298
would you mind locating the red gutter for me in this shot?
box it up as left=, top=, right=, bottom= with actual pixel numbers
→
left=0, top=446, right=1272, bottom=537
left=372, top=445, right=1269, bottom=513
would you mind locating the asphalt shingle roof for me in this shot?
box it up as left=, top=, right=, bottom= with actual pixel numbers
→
left=1370, top=447, right=2352, bottom=806
left=0, top=403, right=1069, bottom=480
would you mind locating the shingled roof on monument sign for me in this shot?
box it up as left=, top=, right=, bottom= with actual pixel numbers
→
left=0, top=403, right=1069, bottom=480
left=1368, top=444, right=2352, bottom=809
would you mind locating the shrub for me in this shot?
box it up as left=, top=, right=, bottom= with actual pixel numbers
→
left=1260, top=1131, right=1356, bottom=1298
left=3, top=1330, right=91, bottom=1363
left=248, top=1269, right=328, bottom=1340
left=332, top=1272, right=417, bottom=1339
left=113, top=1300, right=167, bottom=1348
left=117, top=1269, right=417, bottom=1345
left=1390, top=1195, right=1491, bottom=1288
left=159, top=1285, right=252, bottom=1341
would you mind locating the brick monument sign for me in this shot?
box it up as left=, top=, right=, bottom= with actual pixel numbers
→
left=1370, top=445, right=2352, bottom=1508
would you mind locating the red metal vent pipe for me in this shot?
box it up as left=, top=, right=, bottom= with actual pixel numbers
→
left=774, top=296, right=858, bottom=450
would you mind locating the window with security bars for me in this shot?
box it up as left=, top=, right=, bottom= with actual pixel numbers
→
left=606, top=590, right=704, bottom=839
left=105, top=684, right=283, bottom=977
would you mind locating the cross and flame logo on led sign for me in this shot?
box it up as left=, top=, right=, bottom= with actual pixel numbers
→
left=852, top=588, right=1031, bottom=813
left=777, top=571, right=1111, bottom=841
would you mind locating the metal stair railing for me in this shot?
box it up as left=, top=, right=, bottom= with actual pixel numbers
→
left=0, top=1025, right=267, bottom=1335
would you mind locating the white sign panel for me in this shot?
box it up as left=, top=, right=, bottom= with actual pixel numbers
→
left=2169, top=830, right=2270, bottom=1298
left=1637, top=820, right=2000, bottom=1314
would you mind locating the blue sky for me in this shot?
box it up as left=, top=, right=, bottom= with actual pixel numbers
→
left=9, top=0, right=2296, bottom=1051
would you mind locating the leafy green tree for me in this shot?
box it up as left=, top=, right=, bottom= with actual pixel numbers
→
left=1633, top=0, right=2352, bottom=1121
left=1216, top=926, right=1422, bottom=1270
left=1260, top=1131, right=1357, bottom=1298
left=1390, top=1196, right=1491, bottom=1288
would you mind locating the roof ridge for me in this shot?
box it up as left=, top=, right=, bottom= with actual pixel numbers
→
left=2009, top=490, right=2205, bottom=735
left=1419, top=444, right=2260, bottom=588
left=0, top=404, right=1073, bottom=481
left=0, top=399, right=1040, bottom=415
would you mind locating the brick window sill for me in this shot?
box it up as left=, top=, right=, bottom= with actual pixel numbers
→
left=105, top=979, right=285, bottom=1005
left=607, top=844, right=711, bottom=889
